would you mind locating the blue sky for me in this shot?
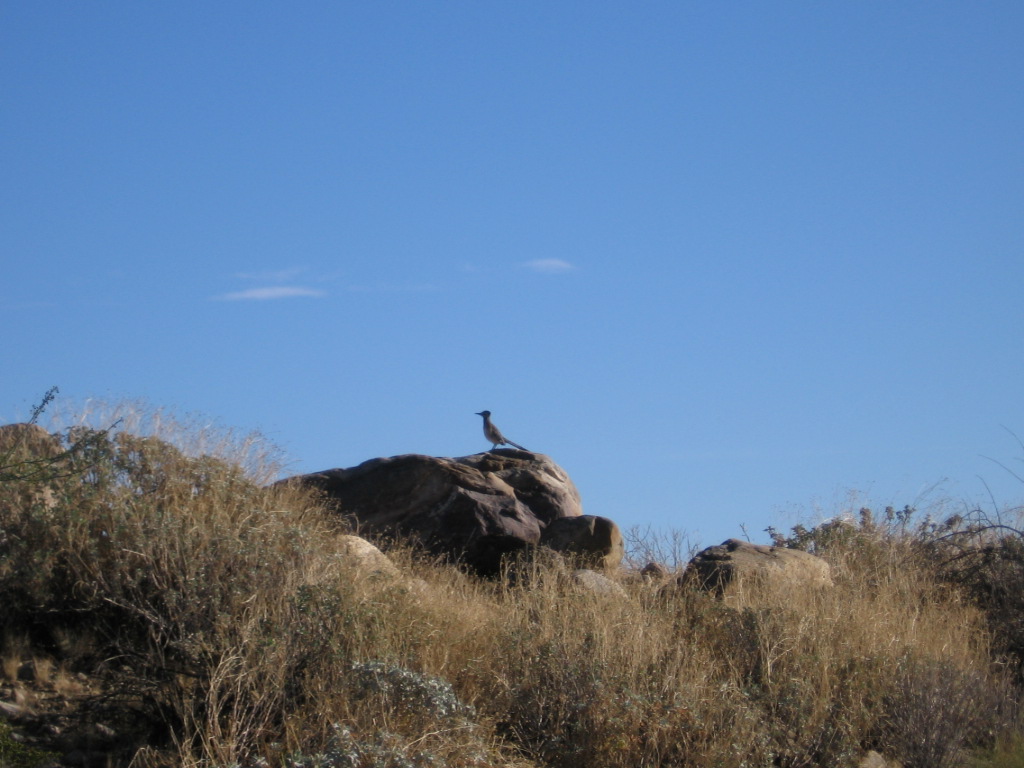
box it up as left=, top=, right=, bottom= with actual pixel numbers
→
left=3, top=2, right=1022, bottom=548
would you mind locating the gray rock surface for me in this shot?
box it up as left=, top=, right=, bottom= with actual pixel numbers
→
left=684, top=538, right=833, bottom=592
left=858, top=750, right=902, bottom=768
left=335, top=534, right=403, bottom=583
left=571, top=569, right=627, bottom=598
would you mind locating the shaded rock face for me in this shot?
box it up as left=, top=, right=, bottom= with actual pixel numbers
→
left=684, top=538, right=833, bottom=592
left=540, top=515, right=624, bottom=570
left=284, top=450, right=583, bottom=576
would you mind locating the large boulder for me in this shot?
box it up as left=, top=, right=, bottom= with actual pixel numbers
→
left=282, top=450, right=583, bottom=576
left=540, top=514, right=624, bottom=570
left=684, top=538, right=833, bottom=593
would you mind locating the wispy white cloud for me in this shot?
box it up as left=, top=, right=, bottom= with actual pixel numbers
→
left=523, top=258, right=575, bottom=274
left=214, top=286, right=326, bottom=301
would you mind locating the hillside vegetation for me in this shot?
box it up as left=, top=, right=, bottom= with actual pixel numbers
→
left=1, top=398, right=1022, bottom=767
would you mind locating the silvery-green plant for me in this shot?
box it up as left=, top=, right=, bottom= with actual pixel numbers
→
left=349, top=661, right=475, bottom=722
left=283, top=724, right=464, bottom=768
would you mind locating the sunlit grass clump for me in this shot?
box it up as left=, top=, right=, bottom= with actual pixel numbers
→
left=0, top=397, right=1020, bottom=767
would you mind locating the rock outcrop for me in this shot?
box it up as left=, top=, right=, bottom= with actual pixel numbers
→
left=540, top=515, right=624, bottom=570
left=283, top=450, right=595, bottom=576
left=684, top=538, right=833, bottom=592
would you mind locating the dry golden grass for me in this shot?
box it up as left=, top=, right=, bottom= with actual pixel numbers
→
left=1, top=652, right=23, bottom=685
left=0, top=400, right=1019, bottom=767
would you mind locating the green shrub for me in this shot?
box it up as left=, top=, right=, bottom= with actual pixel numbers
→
left=0, top=721, right=60, bottom=768
left=968, top=734, right=1024, bottom=768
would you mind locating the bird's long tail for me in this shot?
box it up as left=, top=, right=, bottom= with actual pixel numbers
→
left=506, top=439, right=529, bottom=451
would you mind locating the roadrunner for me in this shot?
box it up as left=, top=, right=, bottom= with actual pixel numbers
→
left=475, top=410, right=528, bottom=451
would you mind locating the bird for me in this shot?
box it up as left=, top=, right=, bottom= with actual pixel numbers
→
left=475, top=410, right=528, bottom=452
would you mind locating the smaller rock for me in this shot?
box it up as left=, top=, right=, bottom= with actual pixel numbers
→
left=684, top=538, right=833, bottom=593
left=858, top=750, right=902, bottom=768
left=540, top=515, right=624, bottom=570
left=571, top=569, right=627, bottom=598
left=640, top=562, right=669, bottom=580
left=331, top=535, right=433, bottom=598
left=336, top=535, right=402, bottom=583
